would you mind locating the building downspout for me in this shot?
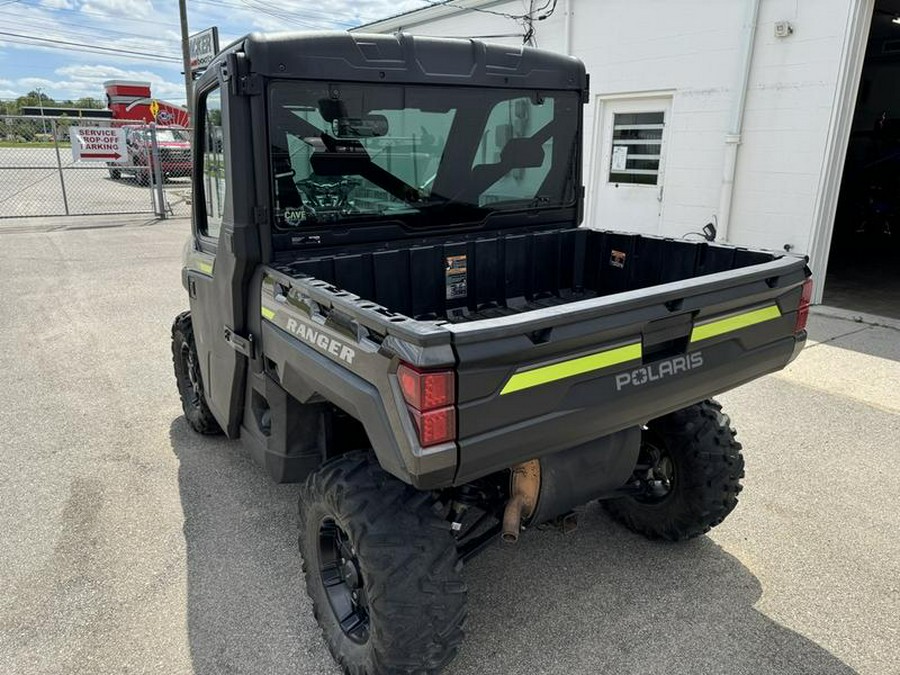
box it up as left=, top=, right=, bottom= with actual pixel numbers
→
left=717, top=0, right=762, bottom=242
left=563, top=0, right=573, bottom=55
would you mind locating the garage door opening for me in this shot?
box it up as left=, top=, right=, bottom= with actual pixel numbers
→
left=827, top=0, right=900, bottom=319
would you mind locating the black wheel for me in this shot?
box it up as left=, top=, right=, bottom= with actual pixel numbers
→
left=603, top=399, right=744, bottom=541
left=171, top=311, right=221, bottom=435
left=108, top=167, right=121, bottom=179
left=137, top=168, right=150, bottom=186
left=299, top=451, right=467, bottom=674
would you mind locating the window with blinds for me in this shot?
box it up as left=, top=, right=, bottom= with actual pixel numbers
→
left=608, top=111, right=664, bottom=186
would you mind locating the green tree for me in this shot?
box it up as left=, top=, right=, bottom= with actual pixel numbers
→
left=18, top=90, right=54, bottom=108
left=73, top=97, right=104, bottom=109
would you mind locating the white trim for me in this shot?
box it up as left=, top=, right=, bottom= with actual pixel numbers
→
left=102, top=80, right=151, bottom=88
left=591, top=89, right=677, bottom=102
left=353, top=0, right=501, bottom=33
left=807, top=0, right=875, bottom=304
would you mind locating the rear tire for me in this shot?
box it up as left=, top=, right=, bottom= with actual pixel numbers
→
left=602, top=399, right=744, bottom=541
left=137, top=168, right=150, bottom=186
left=172, top=311, right=221, bottom=435
left=298, top=451, right=467, bottom=674
left=108, top=167, right=121, bottom=179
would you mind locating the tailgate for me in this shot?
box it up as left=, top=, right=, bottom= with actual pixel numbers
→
left=449, top=255, right=809, bottom=483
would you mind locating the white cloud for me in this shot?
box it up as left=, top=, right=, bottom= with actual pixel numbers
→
left=80, top=0, right=155, bottom=20
left=17, top=78, right=59, bottom=89
left=55, top=63, right=185, bottom=101
left=1, top=65, right=184, bottom=102
left=39, top=0, right=77, bottom=9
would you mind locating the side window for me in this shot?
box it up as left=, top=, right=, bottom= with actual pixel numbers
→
left=201, top=87, right=225, bottom=239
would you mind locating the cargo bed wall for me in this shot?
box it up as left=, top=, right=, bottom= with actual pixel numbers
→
left=273, top=229, right=777, bottom=323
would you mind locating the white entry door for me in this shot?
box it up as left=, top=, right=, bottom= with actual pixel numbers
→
left=593, top=96, right=671, bottom=234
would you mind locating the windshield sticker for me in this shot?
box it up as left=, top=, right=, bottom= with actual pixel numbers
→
left=445, top=255, right=468, bottom=300
left=284, top=207, right=308, bottom=226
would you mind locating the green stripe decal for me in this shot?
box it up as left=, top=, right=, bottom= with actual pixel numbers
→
left=196, top=260, right=213, bottom=275
left=690, top=305, right=781, bottom=343
left=261, top=306, right=276, bottom=321
left=500, top=342, right=642, bottom=396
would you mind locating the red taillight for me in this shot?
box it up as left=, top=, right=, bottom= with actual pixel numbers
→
left=795, top=278, right=813, bottom=333
left=397, top=363, right=456, bottom=447
left=397, top=364, right=454, bottom=410
left=410, top=406, right=457, bottom=447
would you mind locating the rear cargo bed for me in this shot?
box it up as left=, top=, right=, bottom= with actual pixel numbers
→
left=272, top=228, right=777, bottom=324
left=261, top=227, right=808, bottom=487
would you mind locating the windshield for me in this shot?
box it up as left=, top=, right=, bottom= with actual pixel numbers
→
left=268, top=81, right=579, bottom=230
left=134, top=128, right=188, bottom=143
left=157, top=129, right=189, bottom=142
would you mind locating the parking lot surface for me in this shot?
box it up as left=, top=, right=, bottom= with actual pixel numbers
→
left=0, top=220, right=897, bottom=675
left=0, top=147, right=191, bottom=218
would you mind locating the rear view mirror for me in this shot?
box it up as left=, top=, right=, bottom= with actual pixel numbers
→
left=317, top=98, right=347, bottom=122
left=331, top=115, right=389, bottom=138
left=500, top=137, right=545, bottom=169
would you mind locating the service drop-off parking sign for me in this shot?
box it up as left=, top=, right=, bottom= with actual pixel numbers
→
left=70, top=126, right=127, bottom=163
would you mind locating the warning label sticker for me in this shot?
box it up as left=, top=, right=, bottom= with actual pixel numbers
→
left=445, top=254, right=468, bottom=300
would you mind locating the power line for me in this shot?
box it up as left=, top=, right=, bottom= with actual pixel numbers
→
left=18, top=0, right=180, bottom=28
left=0, top=30, right=182, bottom=62
left=415, top=0, right=534, bottom=21
left=413, top=0, right=559, bottom=45
left=186, top=0, right=382, bottom=27
left=0, top=11, right=181, bottom=46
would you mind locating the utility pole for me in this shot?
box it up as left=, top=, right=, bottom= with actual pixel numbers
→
left=36, top=87, right=47, bottom=134
left=179, top=0, right=193, bottom=120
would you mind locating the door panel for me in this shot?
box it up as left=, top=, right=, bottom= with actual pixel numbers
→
left=593, top=97, right=671, bottom=234
left=188, top=83, right=249, bottom=438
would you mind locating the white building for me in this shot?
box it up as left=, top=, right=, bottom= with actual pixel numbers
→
left=359, top=0, right=900, bottom=313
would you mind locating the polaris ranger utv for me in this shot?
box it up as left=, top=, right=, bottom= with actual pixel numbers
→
left=172, top=31, right=812, bottom=674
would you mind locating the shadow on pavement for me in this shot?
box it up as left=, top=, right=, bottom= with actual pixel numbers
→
left=172, top=417, right=856, bottom=675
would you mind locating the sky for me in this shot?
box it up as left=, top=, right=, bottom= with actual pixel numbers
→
left=0, top=0, right=440, bottom=105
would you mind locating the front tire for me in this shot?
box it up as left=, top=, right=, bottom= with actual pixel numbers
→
left=172, top=311, right=221, bottom=435
left=299, top=452, right=467, bottom=674
left=603, top=399, right=744, bottom=541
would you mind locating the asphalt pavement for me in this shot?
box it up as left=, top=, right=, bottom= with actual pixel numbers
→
left=0, top=218, right=897, bottom=675
left=0, top=147, right=190, bottom=218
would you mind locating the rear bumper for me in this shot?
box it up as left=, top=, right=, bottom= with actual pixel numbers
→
left=159, top=161, right=191, bottom=176
left=452, top=332, right=805, bottom=484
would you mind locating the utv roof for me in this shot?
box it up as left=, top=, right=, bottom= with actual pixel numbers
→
left=204, top=31, right=586, bottom=92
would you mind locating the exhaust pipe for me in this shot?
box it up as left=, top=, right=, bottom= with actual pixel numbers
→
left=501, top=460, right=540, bottom=544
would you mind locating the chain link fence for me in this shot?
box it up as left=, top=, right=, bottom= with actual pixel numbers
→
left=0, top=115, right=192, bottom=219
